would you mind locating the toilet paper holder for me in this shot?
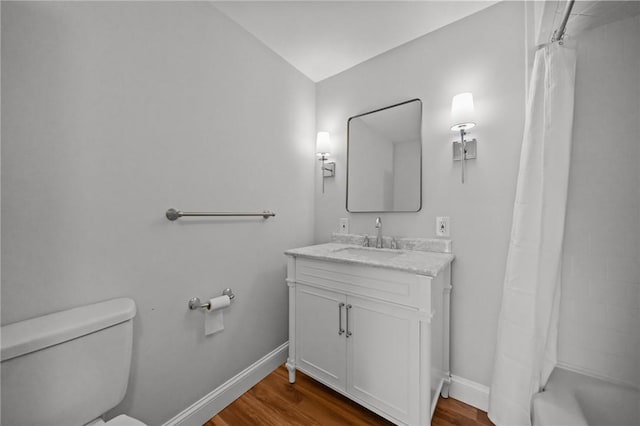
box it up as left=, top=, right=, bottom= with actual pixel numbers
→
left=188, top=288, right=235, bottom=310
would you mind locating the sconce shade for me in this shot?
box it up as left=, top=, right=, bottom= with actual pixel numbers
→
left=450, top=92, right=476, bottom=131
left=316, top=131, right=331, bottom=155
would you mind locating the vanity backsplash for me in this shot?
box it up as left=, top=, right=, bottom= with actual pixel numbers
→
left=331, top=233, right=452, bottom=253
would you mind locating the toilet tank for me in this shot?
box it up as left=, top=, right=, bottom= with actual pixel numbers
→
left=1, top=298, right=137, bottom=426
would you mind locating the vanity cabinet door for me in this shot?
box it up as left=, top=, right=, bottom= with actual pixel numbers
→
left=295, top=285, right=347, bottom=391
left=346, top=295, right=420, bottom=424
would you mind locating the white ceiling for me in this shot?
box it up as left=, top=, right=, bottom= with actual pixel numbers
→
left=212, top=1, right=499, bottom=82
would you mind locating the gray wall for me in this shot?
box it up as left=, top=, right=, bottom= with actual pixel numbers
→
left=558, top=14, right=640, bottom=387
left=315, top=2, right=526, bottom=387
left=1, top=2, right=315, bottom=424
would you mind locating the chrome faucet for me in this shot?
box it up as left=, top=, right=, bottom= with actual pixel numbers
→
left=375, top=217, right=383, bottom=248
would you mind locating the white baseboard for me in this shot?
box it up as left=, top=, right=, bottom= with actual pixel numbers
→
left=448, top=375, right=490, bottom=412
left=162, top=342, right=288, bottom=426
left=161, top=342, right=489, bottom=424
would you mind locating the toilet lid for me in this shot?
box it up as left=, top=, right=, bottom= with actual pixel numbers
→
left=105, top=415, right=147, bottom=426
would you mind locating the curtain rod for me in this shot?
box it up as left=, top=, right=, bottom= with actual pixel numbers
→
left=552, top=0, right=576, bottom=42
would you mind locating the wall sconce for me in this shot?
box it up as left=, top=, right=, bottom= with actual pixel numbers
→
left=450, top=92, right=477, bottom=184
left=316, top=131, right=335, bottom=193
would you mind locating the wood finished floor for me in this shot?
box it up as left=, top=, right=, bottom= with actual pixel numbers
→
left=205, top=365, right=493, bottom=426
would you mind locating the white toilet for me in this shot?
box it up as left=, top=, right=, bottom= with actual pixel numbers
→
left=1, top=298, right=147, bottom=426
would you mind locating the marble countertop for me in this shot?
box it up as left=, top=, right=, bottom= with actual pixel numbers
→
left=285, top=242, right=454, bottom=277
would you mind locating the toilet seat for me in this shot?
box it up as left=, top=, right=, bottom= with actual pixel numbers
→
left=105, top=415, right=147, bottom=426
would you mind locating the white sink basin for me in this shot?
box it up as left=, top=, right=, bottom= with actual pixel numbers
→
left=334, top=247, right=403, bottom=261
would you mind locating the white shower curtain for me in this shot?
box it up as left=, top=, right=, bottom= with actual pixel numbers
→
left=488, top=41, right=576, bottom=426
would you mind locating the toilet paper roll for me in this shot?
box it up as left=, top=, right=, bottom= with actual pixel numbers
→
left=205, top=295, right=231, bottom=336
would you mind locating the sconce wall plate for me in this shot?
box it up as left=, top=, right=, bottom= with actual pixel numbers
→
left=453, top=139, right=477, bottom=161
left=323, top=162, right=336, bottom=177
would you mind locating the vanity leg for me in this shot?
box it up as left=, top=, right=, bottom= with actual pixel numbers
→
left=286, top=359, right=296, bottom=383
left=441, top=378, right=450, bottom=398
left=286, top=258, right=297, bottom=384
left=442, top=268, right=452, bottom=399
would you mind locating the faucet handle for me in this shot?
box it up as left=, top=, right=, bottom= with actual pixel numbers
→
left=362, top=235, right=369, bottom=247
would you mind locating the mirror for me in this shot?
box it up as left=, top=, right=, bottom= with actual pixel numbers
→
left=347, top=99, right=422, bottom=212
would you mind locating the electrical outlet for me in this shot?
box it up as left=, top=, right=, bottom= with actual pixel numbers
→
left=339, top=218, right=349, bottom=234
left=436, top=216, right=450, bottom=237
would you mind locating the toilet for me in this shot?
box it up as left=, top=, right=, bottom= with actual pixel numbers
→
left=1, top=298, right=147, bottom=426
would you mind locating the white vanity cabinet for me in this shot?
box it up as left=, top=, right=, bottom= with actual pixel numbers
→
left=285, top=247, right=452, bottom=426
left=295, top=284, right=420, bottom=422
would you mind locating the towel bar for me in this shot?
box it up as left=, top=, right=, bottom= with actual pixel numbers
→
left=166, top=208, right=275, bottom=221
